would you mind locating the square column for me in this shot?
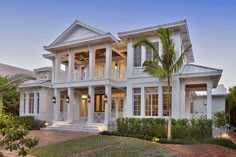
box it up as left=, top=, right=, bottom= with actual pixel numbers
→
left=67, top=87, right=74, bottom=123
left=52, top=59, right=55, bottom=83
left=207, top=82, right=213, bottom=119
left=68, top=49, right=75, bottom=81
left=34, top=92, right=38, bottom=114
left=89, top=46, right=95, bottom=80
left=180, top=82, right=186, bottom=118
left=158, top=85, right=163, bottom=117
left=53, top=88, right=60, bottom=121
left=87, top=86, right=94, bottom=123
left=105, top=42, right=112, bottom=79
left=105, top=85, right=111, bottom=126
left=126, top=81, right=132, bottom=117
left=19, top=92, right=24, bottom=116
left=54, top=54, right=61, bottom=82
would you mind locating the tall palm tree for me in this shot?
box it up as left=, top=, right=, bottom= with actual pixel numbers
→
left=0, top=74, right=35, bottom=114
left=134, top=28, right=192, bottom=140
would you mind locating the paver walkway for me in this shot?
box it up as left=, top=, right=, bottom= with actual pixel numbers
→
left=1, top=130, right=236, bottom=157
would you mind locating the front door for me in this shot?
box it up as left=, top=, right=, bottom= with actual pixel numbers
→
left=80, top=96, right=88, bottom=121
left=111, top=97, right=124, bottom=120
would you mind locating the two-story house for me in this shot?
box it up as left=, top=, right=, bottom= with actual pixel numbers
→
left=19, top=20, right=226, bottom=133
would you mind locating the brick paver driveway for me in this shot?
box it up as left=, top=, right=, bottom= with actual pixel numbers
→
left=1, top=130, right=236, bottom=157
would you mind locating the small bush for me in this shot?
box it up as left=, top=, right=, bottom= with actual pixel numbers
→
left=204, top=138, right=236, bottom=150
left=15, top=116, right=46, bottom=130
left=213, top=111, right=228, bottom=128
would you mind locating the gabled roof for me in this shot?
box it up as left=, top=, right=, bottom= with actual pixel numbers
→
left=180, top=64, right=222, bottom=77
left=18, top=80, right=52, bottom=88
left=34, top=67, right=52, bottom=72
left=44, top=20, right=119, bottom=51
left=0, top=63, right=35, bottom=77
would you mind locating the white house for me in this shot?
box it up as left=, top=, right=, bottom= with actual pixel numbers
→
left=19, top=20, right=226, bottom=132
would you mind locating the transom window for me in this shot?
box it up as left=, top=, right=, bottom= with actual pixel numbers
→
left=133, top=46, right=142, bottom=67
left=145, top=87, right=158, bottom=116
left=133, top=88, right=141, bottom=116
left=95, top=94, right=105, bottom=112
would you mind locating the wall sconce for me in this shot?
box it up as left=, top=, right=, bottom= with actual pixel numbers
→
left=115, top=62, right=118, bottom=69
left=87, top=95, right=91, bottom=103
left=104, top=94, right=108, bottom=103
left=52, top=96, right=56, bottom=103
left=66, top=96, right=70, bottom=103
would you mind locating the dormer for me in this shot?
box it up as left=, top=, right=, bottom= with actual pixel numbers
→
left=34, top=67, right=52, bottom=81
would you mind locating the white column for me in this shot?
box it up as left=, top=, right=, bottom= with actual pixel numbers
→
left=68, top=49, right=75, bottom=81
left=54, top=54, right=61, bottom=82
left=53, top=88, right=60, bottom=121
left=180, top=81, right=186, bottom=118
left=67, top=87, right=74, bottom=123
left=126, top=81, right=132, bottom=117
left=141, top=46, right=146, bottom=65
left=105, top=42, right=112, bottom=79
left=52, top=59, right=55, bottom=83
left=19, top=92, right=24, bottom=116
left=141, top=87, right=145, bottom=117
left=207, top=82, right=213, bottom=119
left=87, top=86, right=94, bottom=123
left=105, top=85, right=111, bottom=126
left=25, top=93, right=29, bottom=114
left=123, top=93, right=126, bottom=117
left=158, top=85, right=163, bottom=117
left=77, top=91, right=81, bottom=120
left=89, top=46, right=95, bottom=80
left=127, top=39, right=133, bottom=78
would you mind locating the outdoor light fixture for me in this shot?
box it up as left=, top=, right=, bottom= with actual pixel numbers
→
left=66, top=96, right=70, bottom=103
left=87, top=95, right=91, bottom=103
left=52, top=96, right=56, bottom=103
left=104, top=94, right=108, bottom=103
left=115, top=62, right=118, bottom=69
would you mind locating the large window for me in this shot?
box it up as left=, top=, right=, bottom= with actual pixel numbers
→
left=146, top=42, right=159, bottom=61
left=163, top=86, right=172, bottom=116
left=133, top=46, right=142, bottom=67
left=95, top=94, right=105, bottom=112
left=133, top=88, right=141, bottom=116
left=29, top=93, right=34, bottom=114
left=145, top=87, right=158, bottom=116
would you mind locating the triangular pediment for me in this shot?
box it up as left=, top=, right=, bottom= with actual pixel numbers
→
left=181, top=64, right=222, bottom=75
left=49, top=20, right=106, bottom=46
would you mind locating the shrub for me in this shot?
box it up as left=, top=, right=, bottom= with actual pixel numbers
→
left=213, top=111, right=228, bottom=128
left=115, top=118, right=212, bottom=140
left=15, top=116, right=46, bottom=130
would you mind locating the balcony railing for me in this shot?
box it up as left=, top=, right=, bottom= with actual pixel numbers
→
left=111, top=69, right=126, bottom=81
left=185, top=113, right=207, bottom=119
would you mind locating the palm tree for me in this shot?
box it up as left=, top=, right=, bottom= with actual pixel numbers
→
left=0, top=74, right=35, bottom=114
left=134, top=28, right=192, bottom=140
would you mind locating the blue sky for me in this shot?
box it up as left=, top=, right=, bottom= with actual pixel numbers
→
left=0, top=0, right=235, bottom=89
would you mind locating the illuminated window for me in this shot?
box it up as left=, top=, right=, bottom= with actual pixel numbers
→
left=163, top=86, right=172, bottom=116
left=145, top=87, right=158, bottom=116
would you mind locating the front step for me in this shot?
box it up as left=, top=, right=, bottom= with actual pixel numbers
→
left=41, top=122, right=106, bottom=135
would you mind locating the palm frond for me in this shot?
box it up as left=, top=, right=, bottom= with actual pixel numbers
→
left=143, top=61, right=167, bottom=80
left=171, top=44, right=192, bottom=74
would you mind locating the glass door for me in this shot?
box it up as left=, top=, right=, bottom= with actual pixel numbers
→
left=80, top=96, right=88, bottom=121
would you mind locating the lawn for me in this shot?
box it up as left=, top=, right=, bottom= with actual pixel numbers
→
left=29, top=135, right=177, bottom=157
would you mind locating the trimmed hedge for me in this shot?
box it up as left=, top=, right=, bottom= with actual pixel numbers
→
left=15, top=116, right=46, bottom=130
left=115, top=118, right=212, bottom=140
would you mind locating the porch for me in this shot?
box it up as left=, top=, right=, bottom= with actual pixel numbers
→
left=50, top=86, right=126, bottom=130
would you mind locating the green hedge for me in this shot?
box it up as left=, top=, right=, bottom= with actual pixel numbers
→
left=115, top=118, right=212, bottom=140
left=15, top=116, right=46, bottom=130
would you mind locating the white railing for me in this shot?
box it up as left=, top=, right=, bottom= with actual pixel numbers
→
left=73, top=68, right=89, bottom=81
left=94, top=112, right=105, bottom=123
left=58, top=71, right=67, bottom=82
left=57, top=112, right=67, bottom=121
left=185, top=113, right=207, bottom=119
left=111, top=69, right=126, bottom=81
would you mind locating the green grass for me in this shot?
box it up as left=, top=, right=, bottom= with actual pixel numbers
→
left=29, top=135, right=177, bottom=157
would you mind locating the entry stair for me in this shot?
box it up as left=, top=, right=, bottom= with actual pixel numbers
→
left=41, top=121, right=105, bottom=135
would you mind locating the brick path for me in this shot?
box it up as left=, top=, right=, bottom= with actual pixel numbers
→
left=1, top=130, right=236, bottom=157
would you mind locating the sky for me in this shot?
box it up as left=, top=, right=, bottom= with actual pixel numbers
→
left=0, top=0, right=235, bottom=90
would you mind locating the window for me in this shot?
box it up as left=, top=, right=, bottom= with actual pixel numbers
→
left=23, top=94, right=26, bottom=114
left=134, top=46, right=141, bottom=67
left=37, top=93, right=40, bottom=114
left=145, top=87, right=158, bottom=116
left=163, top=87, right=172, bottom=116
left=146, top=42, right=159, bottom=62
left=133, top=88, right=141, bottom=116
left=29, top=93, right=34, bottom=114
left=95, top=94, right=105, bottom=112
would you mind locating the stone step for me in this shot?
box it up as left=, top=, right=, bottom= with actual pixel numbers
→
left=41, top=127, right=99, bottom=135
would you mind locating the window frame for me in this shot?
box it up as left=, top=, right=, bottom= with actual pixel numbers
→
left=133, top=88, right=141, bottom=116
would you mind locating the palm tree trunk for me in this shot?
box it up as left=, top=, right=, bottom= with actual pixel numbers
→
left=167, top=76, right=172, bottom=141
